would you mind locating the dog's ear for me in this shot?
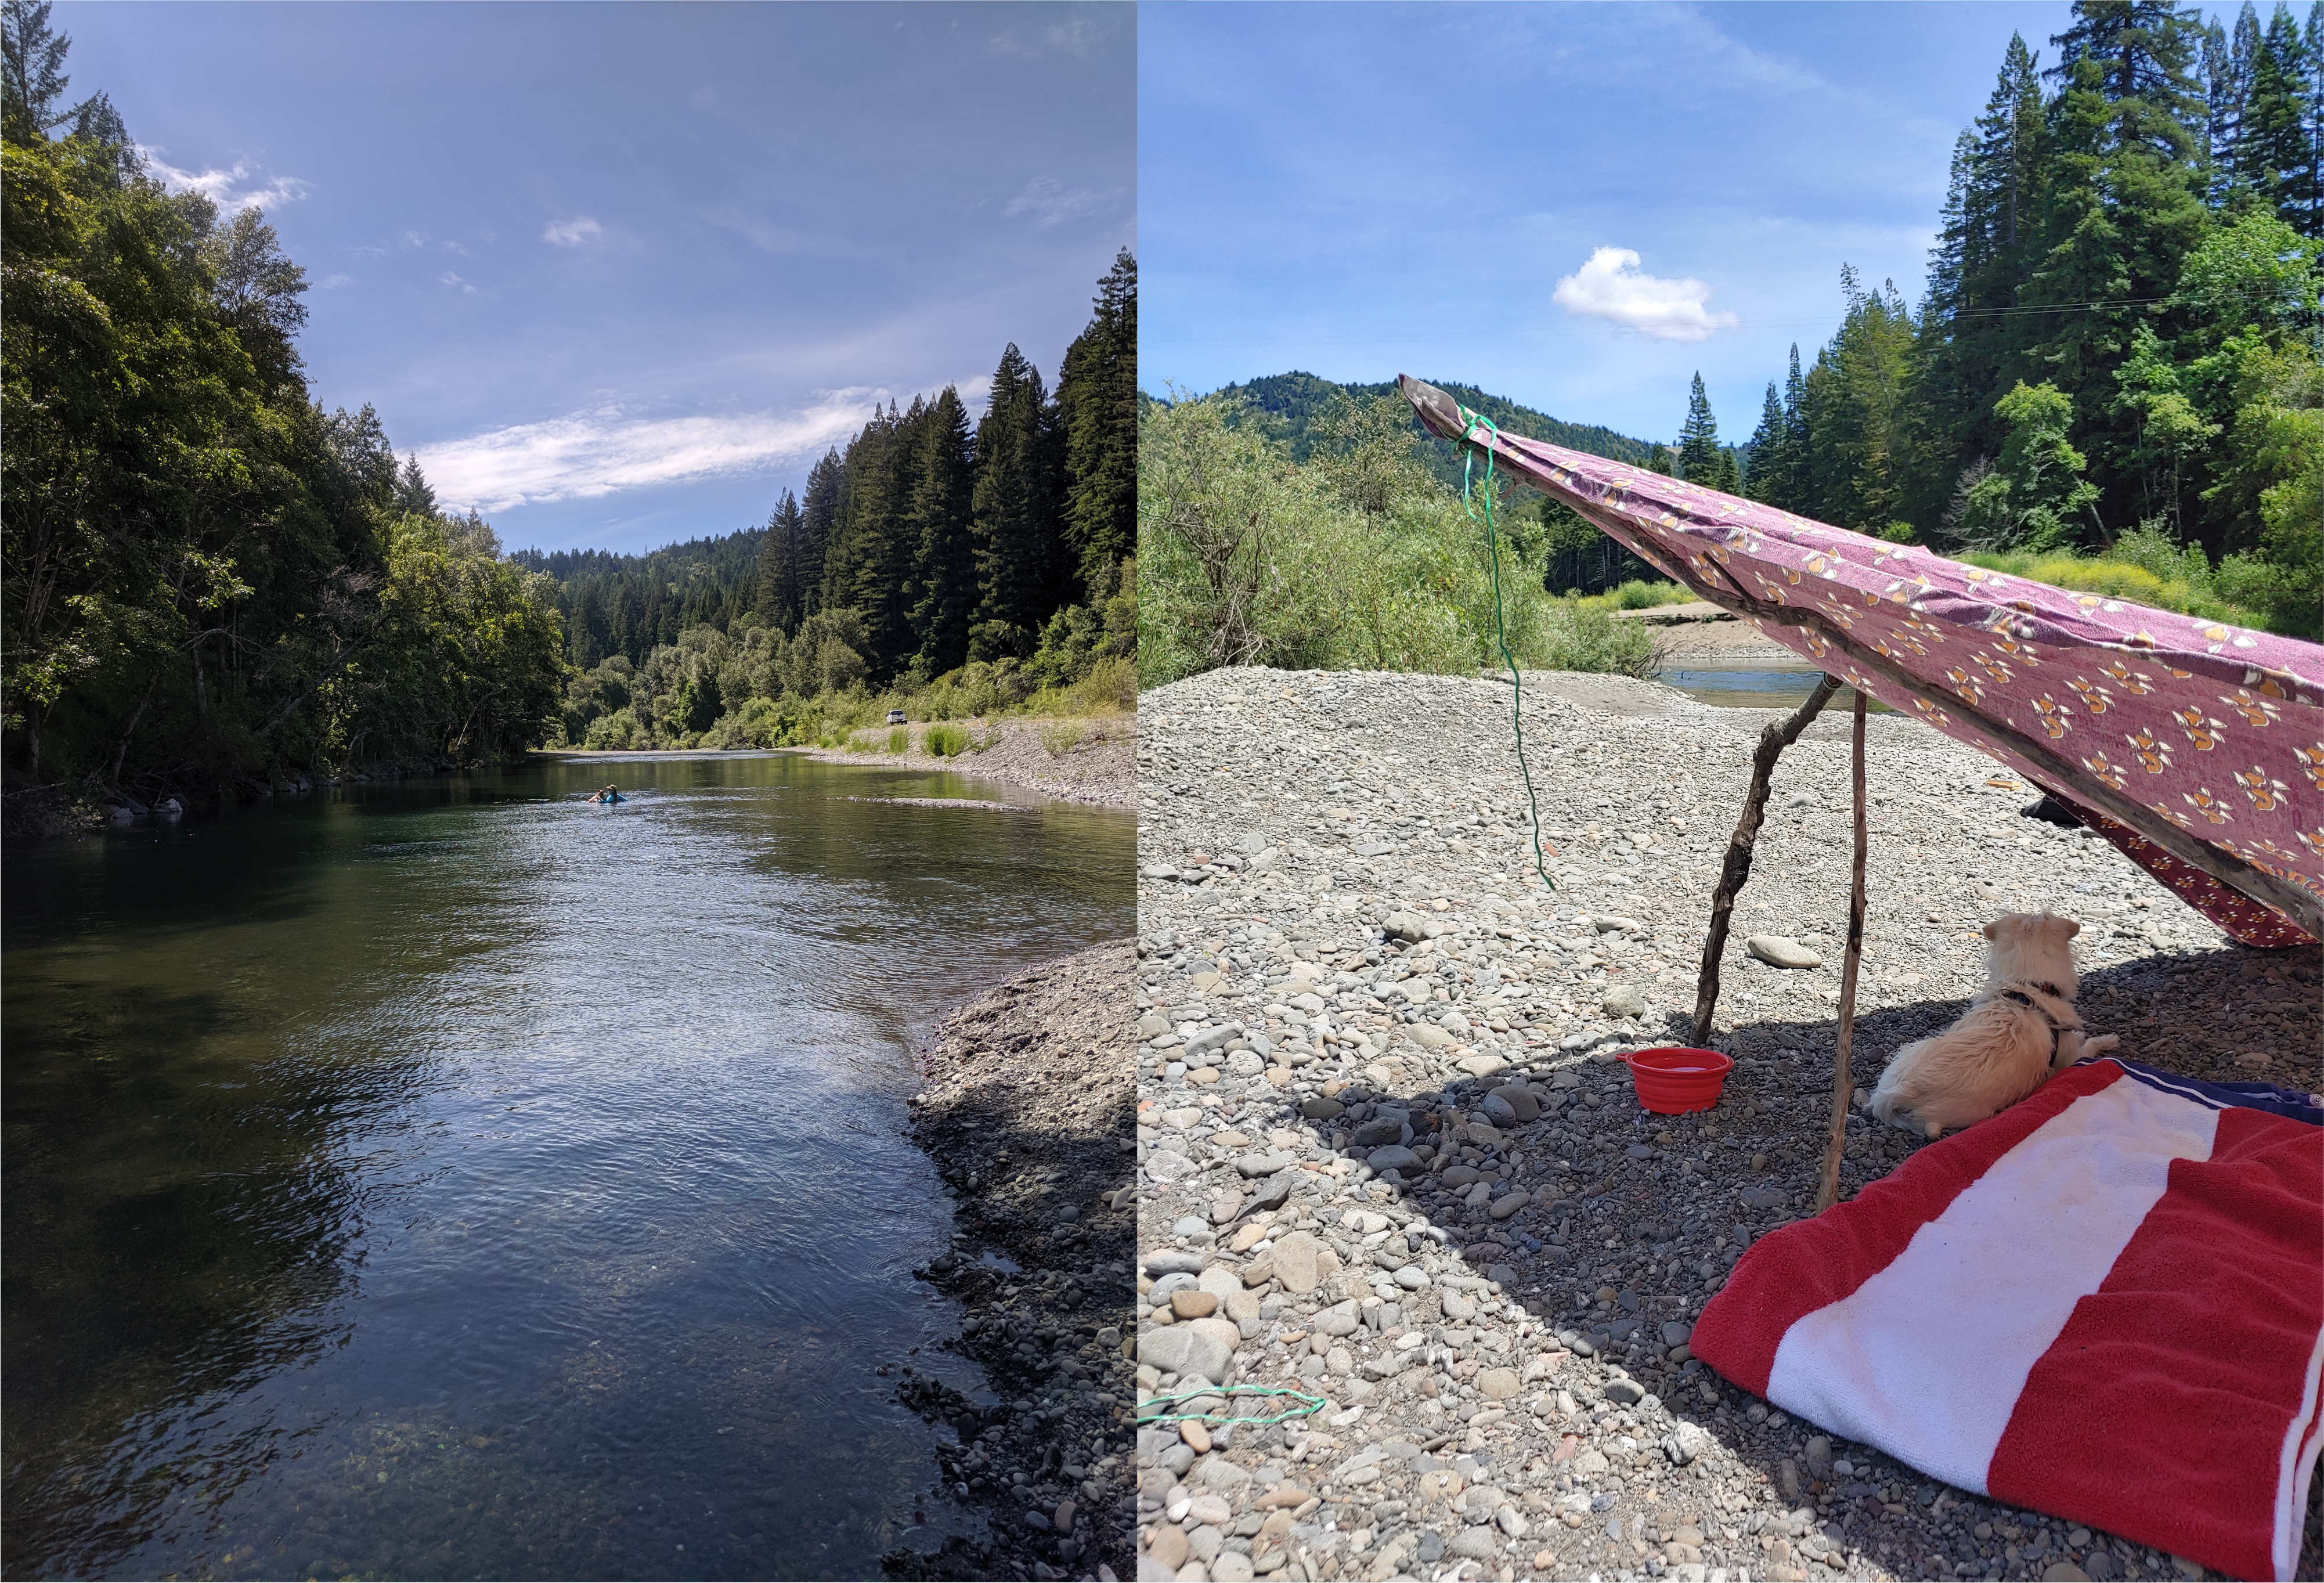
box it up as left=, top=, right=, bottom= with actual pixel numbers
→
left=1981, top=920, right=2000, bottom=940
left=2058, top=917, right=2082, bottom=939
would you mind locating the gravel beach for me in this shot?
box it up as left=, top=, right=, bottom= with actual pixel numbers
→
left=1131, top=665, right=2319, bottom=1583
left=890, top=943, right=1141, bottom=1582
left=797, top=715, right=1137, bottom=807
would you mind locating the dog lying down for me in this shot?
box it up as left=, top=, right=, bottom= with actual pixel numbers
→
left=1863, top=911, right=2120, bottom=1138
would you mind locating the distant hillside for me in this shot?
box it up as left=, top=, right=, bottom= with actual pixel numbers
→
left=1145, top=372, right=1658, bottom=506
left=511, top=528, right=763, bottom=666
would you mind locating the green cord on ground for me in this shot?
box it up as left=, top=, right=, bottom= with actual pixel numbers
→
left=1457, top=407, right=1556, bottom=893
left=1134, top=1385, right=1329, bottom=1428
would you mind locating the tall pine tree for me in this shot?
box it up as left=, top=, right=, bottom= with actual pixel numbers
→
left=1055, top=248, right=1136, bottom=600
left=1676, top=372, right=1720, bottom=481
left=904, top=387, right=976, bottom=676
left=753, top=488, right=804, bottom=633
left=969, top=344, right=1059, bottom=656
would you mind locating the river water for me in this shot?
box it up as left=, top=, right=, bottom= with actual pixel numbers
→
left=1, top=753, right=1133, bottom=1581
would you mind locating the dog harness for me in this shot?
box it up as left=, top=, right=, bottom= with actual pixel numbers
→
left=1999, top=980, right=2082, bottom=1062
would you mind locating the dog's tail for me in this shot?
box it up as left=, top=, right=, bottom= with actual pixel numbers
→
left=1862, top=1058, right=1918, bottom=1131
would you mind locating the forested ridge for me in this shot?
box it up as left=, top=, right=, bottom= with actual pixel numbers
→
left=1646, top=0, right=2322, bottom=636
left=527, top=251, right=1137, bottom=752
left=1, top=2, right=565, bottom=818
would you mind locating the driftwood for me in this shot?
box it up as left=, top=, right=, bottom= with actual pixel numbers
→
left=1815, top=691, right=1871, bottom=1215
left=1690, top=673, right=1843, bottom=1045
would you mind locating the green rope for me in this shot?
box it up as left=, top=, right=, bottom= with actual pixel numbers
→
left=1135, top=1385, right=1329, bottom=1428
left=1457, top=408, right=1556, bottom=893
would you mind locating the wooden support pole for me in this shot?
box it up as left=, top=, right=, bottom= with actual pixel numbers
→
left=1815, top=689, right=1871, bottom=1216
left=1690, top=673, right=1843, bottom=1047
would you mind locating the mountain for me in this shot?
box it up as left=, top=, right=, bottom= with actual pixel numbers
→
left=1147, top=371, right=1658, bottom=504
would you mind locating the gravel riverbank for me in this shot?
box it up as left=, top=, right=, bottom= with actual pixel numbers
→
left=797, top=715, right=1136, bottom=807
left=889, top=943, right=1141, bottom=1582
left=1132, top=665, right=2319, bottom=1583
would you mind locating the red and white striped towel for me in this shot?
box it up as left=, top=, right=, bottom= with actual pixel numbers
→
left=1693, top=1057, right=2324, bottom=1581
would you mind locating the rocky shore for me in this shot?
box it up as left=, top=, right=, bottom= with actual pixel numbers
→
left=1132, top=665, right=2319, bottom=1583
left=888, top=942, right=1142, bottom=1582
left=798, top=715, right=1137, bottom=808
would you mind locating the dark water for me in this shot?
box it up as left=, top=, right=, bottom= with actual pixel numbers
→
left=2, top=753, right=1132, bottom=1581
left=1654, top=659, right=1892, bottom=715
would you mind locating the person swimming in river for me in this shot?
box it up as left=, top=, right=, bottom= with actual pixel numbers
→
left=592, top=784, right=623, bottom=803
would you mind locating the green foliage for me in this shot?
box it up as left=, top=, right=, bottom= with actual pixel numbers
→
left=1137, top=392, right=1670, bottom=688
left=1709, top=5, right=2322, bottom=637
left=924, top=722, right=970, bottom=757
left=884, top=726, right=909, bottom=755
left=1, top=55, right=567, bottom=799
left=518, top=257, right=1136, bottom=691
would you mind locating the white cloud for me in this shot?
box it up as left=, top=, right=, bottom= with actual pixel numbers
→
left=320, top=273, right=353, bottom=289
left=1005, top=175, right=1112, bottom=228
left=137, top=147, right=308, bottom=212
left=1551, top=247, right=1740, bottom=341
left=440, top=271, right=478, bottom=295
left=416, top=392, right=883, bottom=515
left=543, top=217, right=603, bottom=247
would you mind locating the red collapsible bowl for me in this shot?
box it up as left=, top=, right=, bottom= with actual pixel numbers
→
left=1622, top=1047, right=1733, bottom=1115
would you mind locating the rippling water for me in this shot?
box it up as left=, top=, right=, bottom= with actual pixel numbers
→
left=2, top=753, right=1132, bottom=1580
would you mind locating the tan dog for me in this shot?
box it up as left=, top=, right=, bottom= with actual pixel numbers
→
left=1863, top=912, right=2119, bottom=1138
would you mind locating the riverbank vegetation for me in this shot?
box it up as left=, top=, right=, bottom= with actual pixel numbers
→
left=1136, top=391, right=1663, bottom=688
left=528, top=252, right=1138, bottom=752
left=1, top=5, right=566, bottom=812
left=1658, top=3, right=2323, bottom=637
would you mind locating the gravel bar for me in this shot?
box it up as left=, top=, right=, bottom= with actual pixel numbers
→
left=1132, top=665, right=2319, bottom=1583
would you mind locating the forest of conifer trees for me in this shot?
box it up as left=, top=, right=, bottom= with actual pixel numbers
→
left=1625, top=1, right=2321, bottom=637
left=529, top=252, right=1137, bottom=751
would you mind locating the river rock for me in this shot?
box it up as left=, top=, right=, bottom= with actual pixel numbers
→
left=1138, top=1318, right=1239, bottom=1383
left=1383, top=910, right=1430, bottom=943
left=1270, top=1231, right=1325, bottom=1294
left=1600, top=983, right=1647, bottom=1019
left=1489, top=1083, right=1542, bottom=1122
left=1746, top=935, right=1823, bottom=969
left=1366, top=1145, right=1423, bottom=1176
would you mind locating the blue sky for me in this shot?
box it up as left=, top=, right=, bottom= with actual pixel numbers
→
left=63, top=2, right=1132, bottom=553
left=1139, top=2, right=2099, bottom=446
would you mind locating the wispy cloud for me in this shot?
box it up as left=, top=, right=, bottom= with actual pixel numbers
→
left=1551, top=247, right=1740, bottom=341
left=319, top=273, right=353, bottom=289
left=441, top=271, right=478, bottom=295
left=417, top=392, right=883, bottom=515
left=543, top=216, right=603, bottom=247
left=1004, top=175, right=1112, bottom=229
left=138, top=146, right=308, bottom=212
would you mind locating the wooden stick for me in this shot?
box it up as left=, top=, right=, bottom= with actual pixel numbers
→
left=1816, top=689, right=1871, bottom=1215
left=1690, top=672, right=1842, bottom=1046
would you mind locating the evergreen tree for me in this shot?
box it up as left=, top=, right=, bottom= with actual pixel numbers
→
left=969, top=344, right=1058, bottom=655
left=2202, top=6, right=2261, bottom=203
left=904, top=387, right=976, bottom=676
left=394, top=453, right=436, bottom=517
left=796, top=449, right=843, bottom=620
left=1744, top=381, right=1788, bottom=504
left=753, top=489, right=804, bottom=632
left=1056, top=247, right=1136, bottom=600
left=1781, top=344, right=1814, bottom=513
left=1676, top=372, right=1720, bottom=481
left=2243, top=5, right=2316, bottom=228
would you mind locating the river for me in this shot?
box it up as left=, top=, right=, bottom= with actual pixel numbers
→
left=1, top=752, right=1133, bottom=1581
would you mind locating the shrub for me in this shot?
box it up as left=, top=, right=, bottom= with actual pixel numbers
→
left=925, top=723, right=970, bottom=757
left=885, top=726, right=909, bottom=755
left=1040, top=719, right=1086, bottom=755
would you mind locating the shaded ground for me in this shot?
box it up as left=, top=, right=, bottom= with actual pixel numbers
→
left=888, top=942, right=1141, bottom=1582
left=1133, top=665, right=2317, bottom=1583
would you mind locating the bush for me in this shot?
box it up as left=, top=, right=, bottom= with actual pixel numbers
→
left=885, top=726, right=909, bottom=755
left=925, top=723, right=970, bottom=757
left=1039, top=719, right=1086, bottom=755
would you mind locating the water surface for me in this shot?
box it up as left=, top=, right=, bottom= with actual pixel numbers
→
left=2, top=753, right=1132, bottom=1580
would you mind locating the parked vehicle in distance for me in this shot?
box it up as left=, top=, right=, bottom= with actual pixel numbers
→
left=886, top=709, right=908, bottom=725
